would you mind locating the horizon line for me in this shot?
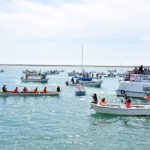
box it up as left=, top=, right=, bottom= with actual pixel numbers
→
left=0, top=63, right=145, bottom=68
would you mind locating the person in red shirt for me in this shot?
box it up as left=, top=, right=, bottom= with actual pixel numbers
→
left=42, top=87, right=47, bottom=93
left=33, top=87, right=38, bottom=93
left=126, top=98, right=131, bottom=108
left=22, top=87, right=28, bottom=93
left=14, top=87, right=19, bottom=93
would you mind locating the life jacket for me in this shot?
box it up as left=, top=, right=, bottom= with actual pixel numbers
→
left=99, top=100, right=107, bottom=105
left=33, top=89, right=38, bottom=93
left=147, top=95, right=150, bottom=99
left=42, top=89, right=47, bottom=93
left=14, top=88, right=18, bottom=93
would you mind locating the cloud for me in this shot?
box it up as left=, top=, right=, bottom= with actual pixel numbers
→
left=0, top=0, right=150, bottom=65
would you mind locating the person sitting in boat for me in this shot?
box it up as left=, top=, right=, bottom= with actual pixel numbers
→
left=57, top=86, right=61, bottom=92
left=22, top=87, right=28, bottom=93
left=13, top=87, right=19, bottom=93
left=2, top=85, right=7, bottom=92
left=126, top=98, right=131, bottom=108
left=144, top=94, right=150, bottom=100
left=99, top=98, right=107, bottom=105
left=42, top=87, right=47, bottom=93
left=91, top=93, right=98, bottom=104
left=33, top=87, right=39, bottom=93
left=124, top=94, right=129, bottom=103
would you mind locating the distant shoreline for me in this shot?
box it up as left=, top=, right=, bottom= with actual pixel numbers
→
left=0, top=64, right=144, bottom=68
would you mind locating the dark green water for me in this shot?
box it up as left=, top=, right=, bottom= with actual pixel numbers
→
left=0, top=66, right=150, bottom=150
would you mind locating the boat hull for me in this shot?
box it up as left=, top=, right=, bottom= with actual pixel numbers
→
left=21, top=78, right=49, bottom=83
left=91, top=104, right=150, bottom=116
left=116, top=90, right=145, bottom=99
left=0, top=92, right=60, bottom=97
left=66, top=80, right=103, bottom=87
left=116, top=81, right=150, bottom=99
left=75, top=91, right=86, bottom=96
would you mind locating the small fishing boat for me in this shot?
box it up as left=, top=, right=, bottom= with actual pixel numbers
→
left=66, top=80, right=103, bottom=87
left=21, top=74, right=49, bottom=83
left=75, top=85, right=86, bottom=96
left=104, top=72, right=116, bottom=78
left=44, top=70, right=59, bottom=75
left=91, top=103, right=150, bottom=116
left=0, top=91, right=60, bottom=97
left=21, top=77, right=49, bottom=83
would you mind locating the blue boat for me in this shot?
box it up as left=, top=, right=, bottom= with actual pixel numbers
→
left=78, top=77, right=92, bottom=81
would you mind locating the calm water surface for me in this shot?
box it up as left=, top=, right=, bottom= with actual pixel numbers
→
left=0, top=66, right=150, bottom=150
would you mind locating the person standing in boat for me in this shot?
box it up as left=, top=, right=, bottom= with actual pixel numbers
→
left=2, top=85, right=7, bottom=92
left=139, top=65, right=144, bottom=74
left=71, top=77, right=74, bottom=84
left=76, top=78, right=79, bottom=84
left=91, top=93, right=98, bottom=104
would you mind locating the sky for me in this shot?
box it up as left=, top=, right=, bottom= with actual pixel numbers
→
left=0, top=0, right=150, bottom=66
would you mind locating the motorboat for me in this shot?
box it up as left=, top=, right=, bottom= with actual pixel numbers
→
left=44, top=70, right=59, bottom=75
left=91, top=103, right=150, bottom=116
left=104, top=72, right=116, bottom=78
left=66, top=80, right=103, bottom=87
left=21, top=76, right=49, bottom=83
left=75, top=85, right=86, bottom=96
left=21, top=72, right=49, bottom=83
left=0, top=91, right=60, bottom=96
left=68, top=70, right=77, bottom=76
left=116, top=71, right=150, bottom=99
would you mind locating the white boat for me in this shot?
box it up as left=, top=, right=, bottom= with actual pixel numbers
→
left=21, top=72, right=49, bottom=83
left=75, top=85, right=86, bottom=96
left=104, top=72, right=116, bottom=78
left=116, top=73, right=150, bottom=99
left=108, top=69, right=116, bottom=72
left=0, top=91, right=60, bottom=96
left=66, top=80, right=103, bottom=87
left=91, top=103, right=150, bottom=116
left=21, top=77, right=49, bottom=83
left=68, top=71, right=76, bottom=76
left=44, top=70, right=59, bottom=75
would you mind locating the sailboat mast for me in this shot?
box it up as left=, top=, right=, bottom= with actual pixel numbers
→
left=82, top=46, right=83, bottom=73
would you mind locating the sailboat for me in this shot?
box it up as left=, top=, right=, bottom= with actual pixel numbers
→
left=65, top=46, right=103, bottom=87
left=78, top=46, right=92, bottom=81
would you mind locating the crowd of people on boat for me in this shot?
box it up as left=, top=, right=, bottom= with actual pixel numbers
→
left=91, top=93, right=131, bottom=108
left=133, top=65, right=150, bottom=74
left=2, top=85, right=61, bottom=93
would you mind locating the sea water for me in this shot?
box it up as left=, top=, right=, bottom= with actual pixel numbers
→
left=0, top=66, right=150, bottom=150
